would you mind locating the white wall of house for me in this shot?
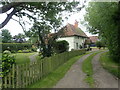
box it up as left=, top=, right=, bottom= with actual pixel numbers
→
left=57, top=36, right=86, bottom=51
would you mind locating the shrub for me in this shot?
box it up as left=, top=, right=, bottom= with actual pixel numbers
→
left=1, top=50, right=15, bottom=77
left=3, top=50, right=11, bottom=54
left=31, top=45, right=37, bottom=52
left=22, top=50, right=32, bottom=53
left=53, top=40, right=69, bottom=53
left=18, top=50, right=23, bottom=53
left=1, top=43, right=32, bottom=52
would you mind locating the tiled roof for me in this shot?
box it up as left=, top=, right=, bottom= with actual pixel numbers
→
left=89, top=36, right=98, bottom=43
left=58, top=23, right=88, bottom=38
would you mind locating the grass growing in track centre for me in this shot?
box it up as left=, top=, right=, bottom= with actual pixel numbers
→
left=82, top=51, right=101, bottom=88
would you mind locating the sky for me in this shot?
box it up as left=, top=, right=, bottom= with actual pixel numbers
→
left=0, top=1, right=97, bottom=37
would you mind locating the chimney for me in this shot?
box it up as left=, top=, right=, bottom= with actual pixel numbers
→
left=74, top=20, right=78, bottom=28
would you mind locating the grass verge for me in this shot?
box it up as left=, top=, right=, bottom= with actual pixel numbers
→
left=27, top=52, right=91, bottom=88
left=82, top=51, right=100, bottom=88
left=14, top=52, right=36, bottom=64
left=99, top=52, right=120, bottom=78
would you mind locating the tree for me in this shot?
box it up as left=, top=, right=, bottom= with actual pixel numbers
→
left=1, top=29, right=12, bottom=43
left=12, top=33, right=26, bottom=43
left=0, top=1, right=84, bottom=29
left=85, top=2, right=119, bottom=62
left=27, top=21, right=58, bottom=58
left=96, top=41, right=103, bottom=49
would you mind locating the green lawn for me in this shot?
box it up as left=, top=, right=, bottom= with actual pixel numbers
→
left=27, top=52, right=91, bottom=88
left=100, top=52, right=120, bottom=78
left=14, top=52, right=36, bottom=64
left=82, top=51, right=101, bottom=88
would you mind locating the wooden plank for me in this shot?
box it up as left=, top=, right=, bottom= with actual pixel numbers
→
left=27, top=64, right=31, bottom=85
left=25, top=63, right=27, bottom=87
left=41, top=60, right=43, bottom=79
left=16, top=65, right=19, bottom=88
left=4, top=76, right=7, bottom=88
left=20, top=64, right=23, bottom=88
left=33, top=62, right=35, bottom=83
left=8, top=71, right=11, bottom=88
left=12, top=64, right=15, bottom=88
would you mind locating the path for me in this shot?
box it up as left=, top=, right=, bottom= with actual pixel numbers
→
left=29, top=53, right=38, bottom=63
left=92, top=52, right=119, bottom=88
left=54, top=53, right=93, bottom=88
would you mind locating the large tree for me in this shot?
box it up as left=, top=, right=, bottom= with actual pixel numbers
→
left=0, top=1, right=86, bottom=29
left=1, top=29, right=12, bottom=43
left=85, top=2, right=119, bottom=62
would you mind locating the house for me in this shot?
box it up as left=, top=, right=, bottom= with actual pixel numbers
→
left=89, top=36, right=99, bottom=47
left=57, top=21, right=88, bottom=51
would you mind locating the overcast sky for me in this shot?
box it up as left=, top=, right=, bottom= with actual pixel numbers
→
left=0, top=2, right=97, bottom=37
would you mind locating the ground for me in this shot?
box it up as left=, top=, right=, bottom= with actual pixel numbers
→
left=54, top=50, right=119, bottom=88
left=92, top=52, right=118, bottom=88
left=54, top=53, right=93, bottom=88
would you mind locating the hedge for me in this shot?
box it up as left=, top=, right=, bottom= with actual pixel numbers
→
left=0, top=43, right=32, bottom=53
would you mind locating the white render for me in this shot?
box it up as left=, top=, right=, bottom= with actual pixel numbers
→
left=57, top=36, right=87, bottom=51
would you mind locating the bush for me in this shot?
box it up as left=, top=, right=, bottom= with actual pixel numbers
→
left=1, top=43, right=32, bottom=53
left=3, top=50, right=11, bottom=54
left=18, top=50, right=23, bottom=53
left=31, top=45, right=37, bottom=52
left=22, top=50, right=32, bottom=53
left=96, top=41, right=105, bottom=49
left=1, top=50, right=15, bottom=77
left=53, top=40, right=69, bottom=53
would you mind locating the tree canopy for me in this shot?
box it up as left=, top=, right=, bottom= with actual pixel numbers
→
left=0, top=1, right=84, bottom=29
left=1, top=29, right=12, bottom=43
left=85, top=2, right=119, bottom=62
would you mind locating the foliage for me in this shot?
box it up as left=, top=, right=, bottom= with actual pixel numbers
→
left=85, top=2, right=119, bottom=62
left=1, top=43, right=32, bottom=53
left=53, top=40, right=69, bottom=53
left=96, top=41, right=105, bottom=49
left=0, top=2, right=80, bottom=29
left=31, top=45, right=37, bottom=52
left=1, top=50, right=15, bottom=77
left=22, top=49, right=32, bottom=53
left=100, top=52, right=120, bottom=78
left=1, top=29, right=12, bottom=43
left=12, top=33, right=26, bottom=43
left=18, top=49, right=32, bottom=53
left=17, top=50, right=22, bottom=53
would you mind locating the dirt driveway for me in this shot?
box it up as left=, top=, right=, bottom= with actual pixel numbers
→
left=92, top=52, right=119, bottom=88
left=54, top=53, right=93, bottom=88
left=54, top=51, right=119, bottom=88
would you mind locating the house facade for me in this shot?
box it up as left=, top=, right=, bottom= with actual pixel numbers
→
left=57, top=21, right=88, bottom=51
left=89, top=36, right=99, bottom=47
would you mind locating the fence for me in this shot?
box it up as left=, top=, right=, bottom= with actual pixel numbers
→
left=2, top=50, right=86, bottom=88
